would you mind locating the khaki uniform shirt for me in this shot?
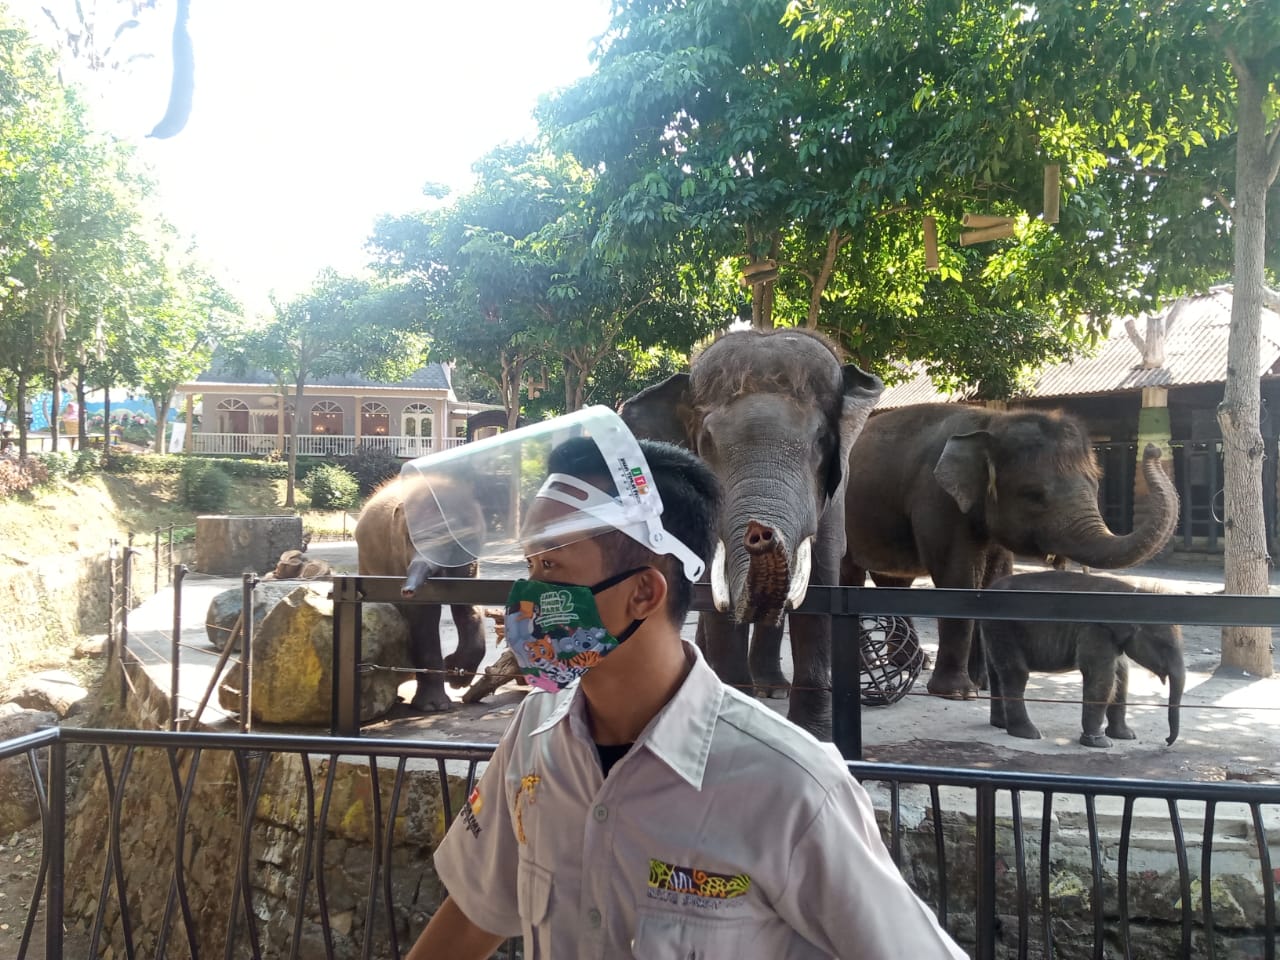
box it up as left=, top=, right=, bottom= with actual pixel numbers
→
left=433, top=643, right=967, bottom=959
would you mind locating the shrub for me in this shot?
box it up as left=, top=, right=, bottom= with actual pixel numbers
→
left=0, top=457, right=49, bottom=499
left=217, top=458, right=289, bottom=480
left=34, top=451, right=74, bottom=483
left=179, top=459, right=232, bottom=513
left=104, top=452, right=184, bottom=475
left=305, top=463, right=359, bottom=510
left=338, top=445, right=403, bottom=496
left=71, top=448, right=101, bottom=477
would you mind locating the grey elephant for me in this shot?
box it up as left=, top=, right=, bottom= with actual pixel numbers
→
left=354, top=478, right=486, bottom=712
left=979, top=571, right=1184, bottom=747
left=622, top=328, right=883, bottom=737
left=843, top=405, right=1180, bottom=699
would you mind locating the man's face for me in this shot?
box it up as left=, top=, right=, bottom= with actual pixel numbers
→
left=521, top=494, right=606, bottom=587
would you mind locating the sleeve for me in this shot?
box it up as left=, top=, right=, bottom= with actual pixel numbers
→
left=430, top=699, right=532, bottom=939
left=773, top=772, right=969, bottom=960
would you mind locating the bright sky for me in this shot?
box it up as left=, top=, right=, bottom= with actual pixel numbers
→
left=25, top=0, right=613, bottom=314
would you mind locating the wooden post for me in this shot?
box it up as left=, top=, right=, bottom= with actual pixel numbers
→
left=354, top=395, right=363, bottom=446
left=276, top=395, right=285, bottom=452
left=959, top=222, right=1016, bottom=246
left=961, top=213, right=1014, bottom=229
left=923, top=216, right=939, bottom=271
left=183, top=393, right=194, bottom=453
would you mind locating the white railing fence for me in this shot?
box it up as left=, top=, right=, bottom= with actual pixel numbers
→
left=189, top=433, right=466, bottom=457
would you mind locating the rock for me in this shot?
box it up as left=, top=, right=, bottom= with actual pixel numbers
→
left=205, top=581, right=330, bottom=652
left=217, top=586, right=411, bottom=725
left=0, top=709, right=58, bottom=837
left=75, top=634, right=109, bottom=658
left=3, top=670, right=88, bottom=718
left=194, top=515, right=303, bottom=577
left=261, top=549, right=333, bottom=581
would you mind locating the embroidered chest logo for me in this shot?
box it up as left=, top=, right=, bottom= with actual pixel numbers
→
left=514, top=774, right=541, bottom=844
left=459, top=786, right=483, bottom=838
left=647, top=859, right=751, bottom=911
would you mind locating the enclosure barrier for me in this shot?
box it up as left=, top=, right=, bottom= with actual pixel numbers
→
left=3, top=726, right=1280, bottom=960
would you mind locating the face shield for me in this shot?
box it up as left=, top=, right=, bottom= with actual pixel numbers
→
left=398, top=406, right=705, bottom=581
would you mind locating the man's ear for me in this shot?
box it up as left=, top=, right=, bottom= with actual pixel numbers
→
left=626, top=567, right=669, bottom=620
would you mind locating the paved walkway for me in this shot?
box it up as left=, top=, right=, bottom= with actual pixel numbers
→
left=120, top=542, right=1280, bottom=782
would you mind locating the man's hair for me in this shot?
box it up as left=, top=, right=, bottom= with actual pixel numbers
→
left=545, top=436, right=722, bottom=625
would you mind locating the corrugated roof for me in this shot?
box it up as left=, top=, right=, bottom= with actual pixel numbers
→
left=194, top=356, right=452, bottom=392
left=876, top=286, right=1280, bottom=408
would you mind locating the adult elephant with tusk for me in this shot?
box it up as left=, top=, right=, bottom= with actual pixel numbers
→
left=843, top=404, right=1181, bottom=700
left=622, top=328, right=883, bottom=738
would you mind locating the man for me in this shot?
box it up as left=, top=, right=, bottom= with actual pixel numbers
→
left=405, top=409, right=966, bottom=959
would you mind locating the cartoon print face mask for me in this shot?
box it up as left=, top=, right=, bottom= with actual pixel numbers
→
left=504, top=568, right=647, bottom=691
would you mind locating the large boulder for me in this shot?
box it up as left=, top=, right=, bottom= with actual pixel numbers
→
left=217, top=586, right=411, bottom=725
left=194, top=515, right=304, bottom=576
left=2, top=670, right=88, bottom=718
left=205, top=581, right=329, bottom=651
left=0, top=709, right=58, bottom=837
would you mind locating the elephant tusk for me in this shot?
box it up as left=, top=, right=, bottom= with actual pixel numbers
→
left=785, top=537, right=814, bottom=611
left=710, top=540, right=731, bottom=612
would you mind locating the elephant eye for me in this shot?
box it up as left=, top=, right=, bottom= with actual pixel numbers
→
left=1019, top=486, right=1047, bottom=505
left=697, top=428, right=717, bottom=458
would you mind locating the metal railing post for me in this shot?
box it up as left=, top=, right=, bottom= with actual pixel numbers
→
left=240, top=572, right=258, bottom=734
left=171, top=564, right=188, bottom=730
left=154, top=527, right=161, bottom=594
left=120, top=542, right=138, bottom=702
left=832, top=612, right=862, bottom=760
left=107, top=539, right=118, bottom=660
left=46, top=736, right=66, bottom=960
left=975, top=784, right=998, bottom=960
left=167, top=523, right=175, bottom=583
left=331, top=575, right=363, bottom=737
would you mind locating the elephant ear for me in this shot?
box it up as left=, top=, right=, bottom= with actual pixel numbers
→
left=826, top=363, right=885, bottom=500
left=619, top=373, right=694, bottom=449
left=934, top=431, right=995, bottom=514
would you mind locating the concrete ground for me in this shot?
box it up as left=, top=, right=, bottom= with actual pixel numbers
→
left=121, top=540, right=1280, bottom=783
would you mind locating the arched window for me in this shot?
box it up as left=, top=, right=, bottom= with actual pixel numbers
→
left=402, top=402, right=433, bottom=438
left=215, top=398, right=249, bottom=434
left=311, top=400, right=343, bottom=435
left=361, top=400, right=390, bottom=437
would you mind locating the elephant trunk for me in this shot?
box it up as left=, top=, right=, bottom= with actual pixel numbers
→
left=402, top=557, right=434, bottom=597
left=1166, top=661, right=1184, bottom=746
left=1052, top=444, right=1180, bottom=569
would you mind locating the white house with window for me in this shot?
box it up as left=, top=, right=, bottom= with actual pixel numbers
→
left=175, top=359, right=499, bottom=458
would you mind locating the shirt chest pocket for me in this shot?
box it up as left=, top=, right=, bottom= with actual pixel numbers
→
left=630, top=908, right=744, bottom=959
left=517, top=858, right=553, bottom=959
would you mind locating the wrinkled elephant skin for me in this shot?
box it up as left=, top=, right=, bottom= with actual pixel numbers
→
left=844, top=405, right=1180, bottom=699
left=355, top=479, right=486, bottom=713
left=622, top=328, right=883, bottom=739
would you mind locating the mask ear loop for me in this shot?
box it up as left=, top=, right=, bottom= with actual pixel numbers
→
left=536, top=474, right=705, bottom=582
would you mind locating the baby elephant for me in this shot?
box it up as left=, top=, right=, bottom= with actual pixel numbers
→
left=980, top=571, right=1184, bottom=748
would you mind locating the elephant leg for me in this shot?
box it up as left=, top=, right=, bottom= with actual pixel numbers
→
left=443, top=603, right=486, bottom=689
left=403, top=603, right=453, bottom=713
left=1104, top=657, right=1136, bottom=741
left=930, top=618, right=979, bottom=699
left=1079, top=659, right=1116, bottom=748
left=700, top=613, right=752, bottom=692
left=748, top=622, right=789, bottom=698
left=866, top=573, right=919, bottom=668
left=786, top=611, right=832, bottom=741
left=983, top=630, right=1007, bottom=729
left=998, top=657, right=1040, bottom=740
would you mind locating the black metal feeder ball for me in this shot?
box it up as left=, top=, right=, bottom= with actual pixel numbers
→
left=859, top=614, right=924, bottom=706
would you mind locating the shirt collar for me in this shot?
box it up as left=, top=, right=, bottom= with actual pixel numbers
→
left=527, top=642, right=723, bottom=791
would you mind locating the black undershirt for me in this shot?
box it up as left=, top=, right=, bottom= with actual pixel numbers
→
left=595, top=742, right=633, bottom=777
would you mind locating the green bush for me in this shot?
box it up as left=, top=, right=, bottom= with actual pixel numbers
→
left=305, top=463, right=360, bottom=510
left=179, top=459, right=232, bottom=512
left=338, top=445, right=403, bottom=495
left=33, top=451, right=74, bottom=483
left=216, top=458, right=289, bottom=480
left=104, top=452, right=184, bottom=475
left=0, top=457, right=48, bottom=499
left=71, top=449, right=101, bottom=478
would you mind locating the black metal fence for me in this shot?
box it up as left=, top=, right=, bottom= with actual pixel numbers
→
left=4, top=725, right=1280, bottom=959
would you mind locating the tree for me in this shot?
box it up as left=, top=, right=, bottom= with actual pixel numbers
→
left=234, top=270, right=429, bottom=507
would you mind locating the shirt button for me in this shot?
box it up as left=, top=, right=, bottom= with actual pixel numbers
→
left=588, top=908, right=602, bottom=928
left=593, top=804, right=608, bottom=822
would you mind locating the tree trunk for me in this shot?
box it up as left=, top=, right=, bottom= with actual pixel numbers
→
left=15, top=375, right=28, bottom=459
left=152, top=390, right=173, bottom=454
left=806, top=228, right=845, bottom=330
left=75, top=369, right=87, bottom=451
left=102, top=388, right=112, bottom=467
left=1218, top=56, right=1274, bottom=677
left=286, top=374, right=305, bottom=508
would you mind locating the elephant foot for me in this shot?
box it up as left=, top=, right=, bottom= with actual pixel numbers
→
left=786, top=691, right=831, bottom=742
left=1105, top=724, right=1136, bottom=741
left=409, top=685, right=455, bottom=713
left=1006, top=722, right=1042, bottom=740
left=752, top=671, right=791, bottom=700
left=1080, top=732, right=1113, bottom=748
left=927, top=670, right=978, bottom=700
left=989, top=713, right=1007, bottom=729
left=443, top=652, right=481, bottom=690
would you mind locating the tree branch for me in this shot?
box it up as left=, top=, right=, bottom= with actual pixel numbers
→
left=806, top=227, right=845, bottom=330
left=1263, top=287, right=1280, bottom=315
left=1266, top=118, right=1280, bottom=188
left=1213, top=189, right=1235, bottom=216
